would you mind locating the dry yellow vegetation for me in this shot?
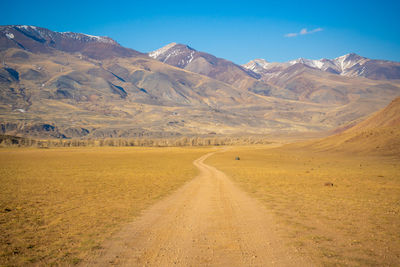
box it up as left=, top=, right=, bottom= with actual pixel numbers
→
left=206, top=146, right=400, bottom=266
left=0, top=146, right=214, bottom=266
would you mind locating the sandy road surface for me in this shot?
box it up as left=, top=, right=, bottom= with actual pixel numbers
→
left=84, top=152, right=311, bottom=266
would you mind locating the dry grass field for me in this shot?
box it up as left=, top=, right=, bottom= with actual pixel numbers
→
left=0, top=146, right=214, bottom=266
left=206, top=146, right=400, bottom=266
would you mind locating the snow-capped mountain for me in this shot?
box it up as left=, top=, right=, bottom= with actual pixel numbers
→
left=244, top=53, right=400, bottom=80
left=288, top=53, right=369, bottom=75
left=148, top=42, right=260, bottom=88
left=0, top=25, right=142, bottom=59
left=149, top=43, right=198, bottom=68
left=242, top=59, right=271, bottom=73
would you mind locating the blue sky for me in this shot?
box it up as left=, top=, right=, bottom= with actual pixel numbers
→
left=2, top=0, right=400, bottom=64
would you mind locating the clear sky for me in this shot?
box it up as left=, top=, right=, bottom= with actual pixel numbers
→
left=2, top=0, right=400, bottom=64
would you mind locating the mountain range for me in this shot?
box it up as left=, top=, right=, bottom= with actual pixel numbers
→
left=244, top=53, right=400, bottom=80
left=1, top=25, right=399, bottom=139
left=149, top=43, right=400, bottom=103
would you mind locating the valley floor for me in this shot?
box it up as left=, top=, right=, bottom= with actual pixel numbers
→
left=1, top=145, right=399, bottom=266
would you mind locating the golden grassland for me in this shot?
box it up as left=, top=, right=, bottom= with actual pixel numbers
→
left=0, top=146, right=215, bottom=266
left=206, top=146, right=400, bottom=266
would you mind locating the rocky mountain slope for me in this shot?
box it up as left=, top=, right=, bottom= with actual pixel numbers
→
left=1, top=25, right=400, bottom=139
left=254, top=62, right=399, bottom=104
left=241, top=54, right=400, bottom=105
left=0, top=47, right=275, bottom=138
left=0, top=25, right=142, bottom=60
left=148, top=42, right=264, bottom=90
left=150, top=44, right=400, bottom=105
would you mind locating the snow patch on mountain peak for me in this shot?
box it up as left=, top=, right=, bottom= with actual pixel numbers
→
left=333, top=53, right=367, bottom=73
left=5, top=33, right=14, bottom=39
left=61, top=32, right=116, bottom=44
left=243, top=59, right=270, bottom=72
left=289, top=58, right=324, bottom=69
left=16, top=25, right=37, bottom=31
left=149, top=42, right=177, bottom=59
left=253, top=58, right=269, bottom=66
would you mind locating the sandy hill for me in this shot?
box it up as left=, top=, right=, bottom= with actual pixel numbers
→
left=301, top=97, right=400, bottom=156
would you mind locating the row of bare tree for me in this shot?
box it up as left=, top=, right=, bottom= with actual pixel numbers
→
left=0, top=135, right=272, bottom=148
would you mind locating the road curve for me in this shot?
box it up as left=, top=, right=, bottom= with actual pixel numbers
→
left=83, top=152, right=311, bottom=266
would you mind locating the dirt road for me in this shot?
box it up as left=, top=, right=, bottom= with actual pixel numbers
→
left=85, top=152, right=311, bottom=266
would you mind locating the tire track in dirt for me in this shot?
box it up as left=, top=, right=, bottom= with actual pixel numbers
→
left=83, top=151, right=312, bottom=266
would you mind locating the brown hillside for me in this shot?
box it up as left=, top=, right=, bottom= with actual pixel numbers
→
left=349, top=97, right=400, bottom=130
left=299, top=97, right=400, bottom=156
